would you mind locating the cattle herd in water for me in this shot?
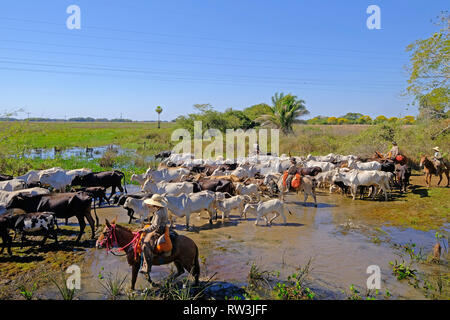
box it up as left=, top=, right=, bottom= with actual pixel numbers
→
left=0, top=150, right=412, bottom=255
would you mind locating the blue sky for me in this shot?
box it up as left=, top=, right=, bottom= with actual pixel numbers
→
left=0, top=1, right=448, bottom=121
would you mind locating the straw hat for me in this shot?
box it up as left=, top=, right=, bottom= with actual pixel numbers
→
left=143, top=194, right=167, bottom=208
left=433, top=146, right=440, bottom=152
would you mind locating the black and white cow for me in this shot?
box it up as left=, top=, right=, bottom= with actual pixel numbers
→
left=0, top=212, right=58, bottom=254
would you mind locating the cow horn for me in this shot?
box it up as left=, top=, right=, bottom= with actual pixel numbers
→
left=105, top=219, right=111, bottom=228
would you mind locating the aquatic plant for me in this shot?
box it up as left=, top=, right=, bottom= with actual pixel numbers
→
left=247, top=262, right=276, bottom=289
left=98, top=270, right=128, bottom=300
left=49, top=272, right=77, bottom=300
left=17, top=282, right=37, bottom=300
left=272, top=259, right=315, bottom=300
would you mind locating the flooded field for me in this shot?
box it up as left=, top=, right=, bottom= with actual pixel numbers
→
left=26, top=183, right=448, bottom=300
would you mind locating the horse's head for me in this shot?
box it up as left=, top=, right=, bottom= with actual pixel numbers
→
left=419, top=155, right=428, bottom=168
left=96, top=218, right=117, bottom=249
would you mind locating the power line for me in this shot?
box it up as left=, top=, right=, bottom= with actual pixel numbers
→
left=1, top=26, right=407, bottom=62
left=0, top=16, right=405, bottom=56
left=0, top=46, right=404, bottom=75
left=0, top=57, right=403, bottom=86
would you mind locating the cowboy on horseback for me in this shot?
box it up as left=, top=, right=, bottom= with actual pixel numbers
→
left=386, top=141, right=399, bottom=160
left=139, top=194, right=173, bottom=274
left=433, top=146, right=444, bottom=174
left=285, top=157, right=298, bottom=191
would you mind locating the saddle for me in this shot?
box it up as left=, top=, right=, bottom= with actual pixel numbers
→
left=282, top=171, right=302, bottom=191
left=154, top=228, right=178, bottom=257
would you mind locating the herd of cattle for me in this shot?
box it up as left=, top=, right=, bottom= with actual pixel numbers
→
left=0, top=151, right=411, bottom=256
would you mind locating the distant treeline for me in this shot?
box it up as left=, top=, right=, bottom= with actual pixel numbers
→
left=306, top=113, right=416, bottom=125
left=0, top=117, right=170, bottom=122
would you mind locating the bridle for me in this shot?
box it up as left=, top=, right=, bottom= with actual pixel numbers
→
left=100, top=224, right=141, bottom=257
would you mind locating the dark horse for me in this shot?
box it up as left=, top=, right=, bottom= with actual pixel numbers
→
left=419, top=155, right=449, bottom=187
left=96, top=219, right=200, bottom=291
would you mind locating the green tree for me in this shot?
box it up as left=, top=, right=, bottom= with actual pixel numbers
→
left=243, top=103, right=272, bottom=121
left=341, top=112, right=363, bottom=122
left=256, top=92, right=309, bottom=135
left=417, top=87, right=450, bottom=119
left=155, top=106, right=163, bottom=128
left=406, top=12, right=449, bottom=118
left=337, top=118, right=349, bottom=125
left=400, top=116, right=416, bottom=125
left=375, top=115, right=388, bottom=124
left=327, top=117, right=338, bottom=124
left=357, top=115, right=372, bottom=124
left=388, top=117, right=398, bottom=123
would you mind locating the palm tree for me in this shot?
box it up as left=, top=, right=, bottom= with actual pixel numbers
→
left=155, top=106, right=163, bottom=128
left=256, top=92, right=309, bottom=135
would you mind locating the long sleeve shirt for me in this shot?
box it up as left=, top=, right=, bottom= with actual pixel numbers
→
left=142, top=207, right=170, bottom=233
left=390, top=146, right=399, bottom=158
left=434, top=151, right=442, bottom=160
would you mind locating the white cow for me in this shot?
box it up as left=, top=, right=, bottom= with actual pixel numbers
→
left=66, top=168, right=92, bottom=177
left=39, top=170, right=75, bottom=192
left=304, top=160, right=336, bottom=172
left=123, top=198, right=152, bottom=224
left=0, top=187, right=51, bottom=207
left=347, top=159, right=382, bottom=171
left=163, top=191, right=218, bottom=229
left=130, top=173, right=147, bottom=187
left=0, top=179, right=27, bottom=191
left=235, top=183, right=260, bottom=201
left=145, top=167, right=190, bottom=183
left=332, top=169, right=391, bottom=201
left=215, top=194, right=251, bottom=219
left=16, top=170, right=41, bottom=185
left=242, top=199, right=290, bottom=225
left=142, top=180, right=194, bottom=196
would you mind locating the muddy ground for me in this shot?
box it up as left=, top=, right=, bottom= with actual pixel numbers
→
left=0, top=173, right=448, bottom=300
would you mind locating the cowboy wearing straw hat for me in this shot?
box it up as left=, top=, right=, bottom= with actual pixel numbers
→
left=386, top=141, right=399, bottom=160
left=139, top=194, right=172, bottom=274
left=432, top=146, right=443, bottom=173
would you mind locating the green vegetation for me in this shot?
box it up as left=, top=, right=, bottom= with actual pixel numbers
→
left=97, top=270, right=128, bottom=300
left=50, top=271, right=78, bottom=300
left=307, top=114, right=416, bottom=125
left=406, top=12, right=449, bottom=120
left=17, top=282, right=37, bottom=300
left=256, top=92, right=309, bottom=134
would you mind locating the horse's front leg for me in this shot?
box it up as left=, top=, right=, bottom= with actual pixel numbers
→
left=131, top=262, right=140, bottom=291
left=437, top=174, right=442, bottom=186
left=145, top=264, right=156, bottom=287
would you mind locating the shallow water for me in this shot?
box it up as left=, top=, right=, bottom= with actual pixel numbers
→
left=43, top=189, right=448, bottom=300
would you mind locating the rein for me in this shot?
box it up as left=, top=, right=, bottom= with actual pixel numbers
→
left=105, top=225, right=141, bottom=257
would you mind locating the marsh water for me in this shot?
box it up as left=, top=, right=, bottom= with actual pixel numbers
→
left=42, top=185, right=448, bottom=300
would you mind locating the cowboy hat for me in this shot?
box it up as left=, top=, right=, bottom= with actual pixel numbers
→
left=144, top=194, right=167, bottom=208
left=433, top=146, right=440, bottom=152
left=392, top=141, right=397, bottom=145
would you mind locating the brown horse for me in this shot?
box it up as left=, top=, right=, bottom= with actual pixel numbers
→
left=96, top=219, right=200, bottom=291
left=419, top=155, right=449, bottom=187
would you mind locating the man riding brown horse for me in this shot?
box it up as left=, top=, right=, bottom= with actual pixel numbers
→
left=285, top=157, right=298, bottom=190
left=139, top=194, right=174, bottom=275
